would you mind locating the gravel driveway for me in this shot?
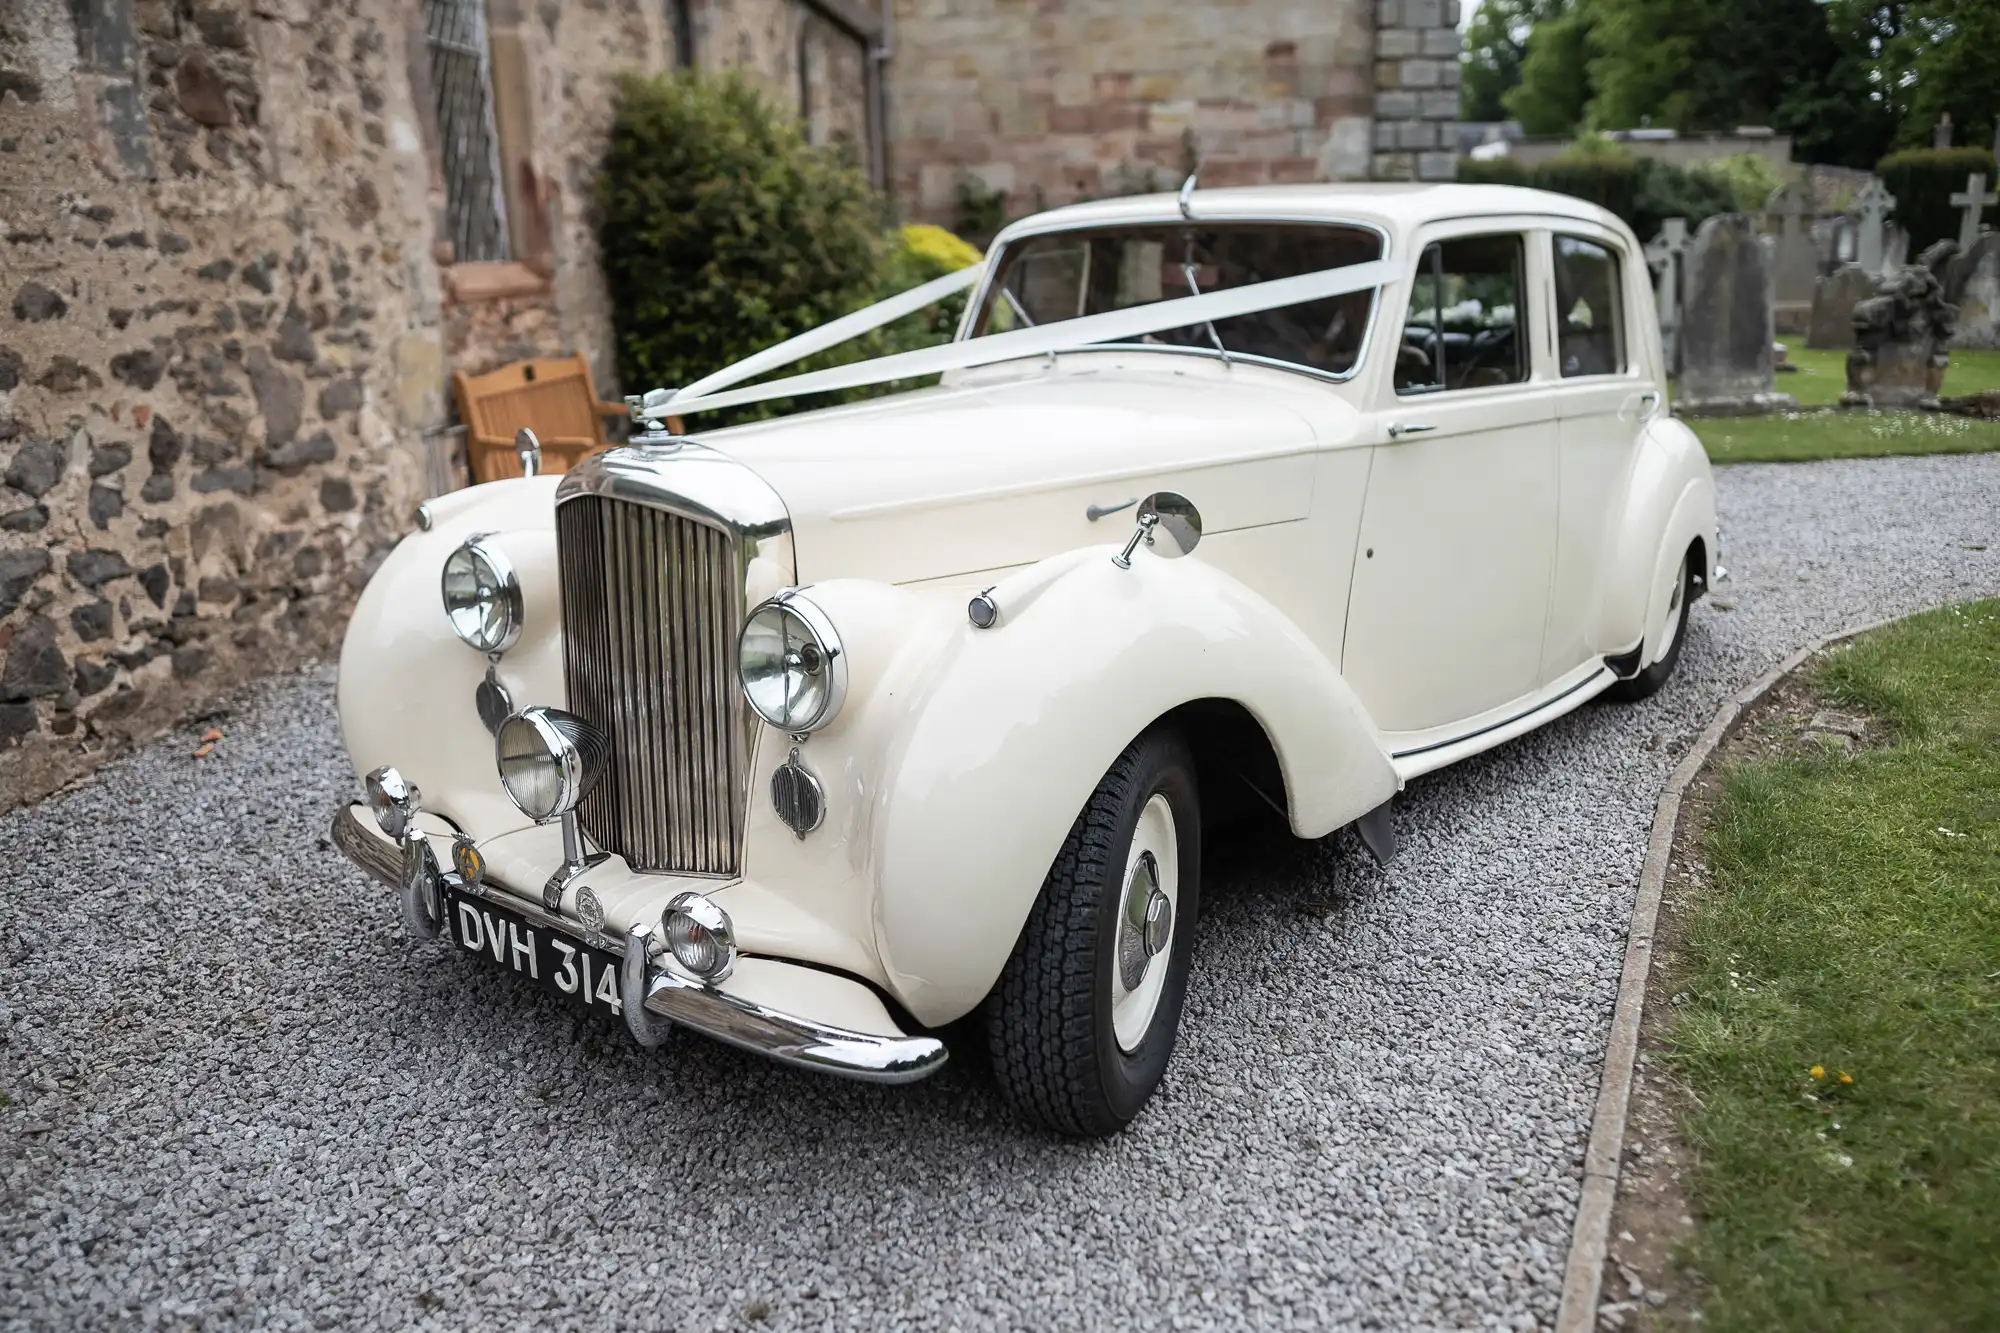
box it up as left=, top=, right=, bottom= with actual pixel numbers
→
left=4, top=454, right=1998, bottom=1333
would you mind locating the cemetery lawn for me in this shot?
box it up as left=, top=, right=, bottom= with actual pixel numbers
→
left=1691, top=411, right=2000, bottom=464
left=1672, top=601, right=2000, bottom=1333
left=1690, top=345, right=2000, bottom=464
left=1773, top=341, right=2000, bottom=408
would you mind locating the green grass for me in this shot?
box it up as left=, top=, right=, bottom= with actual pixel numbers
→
left=1670, top=601, right=2000, bottom=1332
left=1688, top=343, right=2000, bottom=463
left=1691, top=410, right=2000, bottom=463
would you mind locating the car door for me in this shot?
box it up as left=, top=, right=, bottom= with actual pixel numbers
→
left=1541, top=229, right=1659, bottom=678
left=1341, top=226, right=1561, bottom=737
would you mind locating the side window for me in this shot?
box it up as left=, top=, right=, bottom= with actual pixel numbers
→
left=1396, top=234, right=1528, bottom=395
left=1553, top=236, right=1626, bottom=377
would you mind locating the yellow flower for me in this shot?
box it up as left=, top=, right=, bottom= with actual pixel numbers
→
left=1838, top=1072, right=1854, bottom=1085
left=1810, top=1065, right=1826, bottom=1080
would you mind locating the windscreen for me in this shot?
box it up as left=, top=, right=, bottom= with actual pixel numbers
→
left=970, top=222, right=1384, bottom=377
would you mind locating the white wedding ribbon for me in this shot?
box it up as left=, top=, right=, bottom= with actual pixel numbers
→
left=652, top=257, right=1398, bottom=418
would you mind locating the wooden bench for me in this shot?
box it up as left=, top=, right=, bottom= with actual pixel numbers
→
left=450, top=353, right=631, bottom=484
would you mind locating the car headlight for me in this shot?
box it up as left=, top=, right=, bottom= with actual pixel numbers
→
left=441, top=536, right=522, bottom=654
left=495, top=706, right=608, bottom=822
left=738, top=592, right=847, bottom=733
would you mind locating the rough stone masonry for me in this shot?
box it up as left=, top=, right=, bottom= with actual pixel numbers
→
left=0, top=0, right=450, bottom=808
left=0, top=0, right=860, bottom=811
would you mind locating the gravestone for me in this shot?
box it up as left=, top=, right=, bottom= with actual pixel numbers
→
left=1807, top=265, right=1879, bottom=350
left=1678, top=213, right=1796, bottom=415
left=1853, top=179, right=1896, bottom=276
left=1843, top=241, right=1959, bottom=409
left=1950, top=173, right=1996, bottom=249
left=1644, top=217, right=1690, bottom=373
left=1933, top=113, right=1953, bottom=149
left=1766, top=184, right=1818, bottom=333
left=1948, top=234, right=2000, bottom=350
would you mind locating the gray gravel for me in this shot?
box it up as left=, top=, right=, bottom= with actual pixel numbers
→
left=4, top=453, right=1998, bottom=1332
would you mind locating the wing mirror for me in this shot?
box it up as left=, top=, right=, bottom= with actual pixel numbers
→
left=1112, top=492, right=1202, bottom=569
left=515, top=427, right=542, bottom=478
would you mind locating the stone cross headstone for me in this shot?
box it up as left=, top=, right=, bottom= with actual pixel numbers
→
left=1678, top=213, right=1796, bottom=415
left=1853, top=179, right=1895, bottom=276
left=1644, top=216, right=1690, bottom=372
left=1950, top=173, right=1997, bottom=250
left=1767, top=183, right=1818, bottom=332
left=1933, top=113, right=1953, bottom=149
left=1807, top=265, right=1879, bottom=351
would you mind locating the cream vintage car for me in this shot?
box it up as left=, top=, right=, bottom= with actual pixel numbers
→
left=332, top=183, right=1715, bottom=1136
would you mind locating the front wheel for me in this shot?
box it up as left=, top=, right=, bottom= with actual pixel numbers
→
left=1606, top=550, right=1693, bottom=702
left=986, top=727, right=1201, bottom=1137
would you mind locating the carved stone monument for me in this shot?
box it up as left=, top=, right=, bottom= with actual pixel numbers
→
left=1766, top=184, right=1818, bottom=334
left=1679, top=214, right=1796, bottom=415
left=1807, top=265, right=1880, bottom=350
left=1843, top=241, right=1959, bottom=409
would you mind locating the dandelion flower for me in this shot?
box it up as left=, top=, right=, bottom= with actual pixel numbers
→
left=1810, top=1065, right=1826, bottom=1080
left=1838, top=1072, right=1853, bottom=1085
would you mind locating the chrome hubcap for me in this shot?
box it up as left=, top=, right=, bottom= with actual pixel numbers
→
left=1112, top=794, right=1179, bottom=1052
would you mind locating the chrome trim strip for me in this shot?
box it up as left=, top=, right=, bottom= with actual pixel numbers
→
left=1390, top=666, right=1612, bottom=760
left=330, top=805, right=402, bottom=888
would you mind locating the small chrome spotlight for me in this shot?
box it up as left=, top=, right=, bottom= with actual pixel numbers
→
left=661, top=891, right=736, bottom=983
left=365, top=765, right=420, bottom=840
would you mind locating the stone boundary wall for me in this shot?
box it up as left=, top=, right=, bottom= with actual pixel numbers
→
left=1370, top=0, right=1461, bottom=182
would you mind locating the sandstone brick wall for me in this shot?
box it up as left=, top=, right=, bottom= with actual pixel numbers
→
left=887, top=0, right=1382, bottom=225
left=0, top=0, right=871, bottom=810
left=1370, top=0, right=1461, bottom=181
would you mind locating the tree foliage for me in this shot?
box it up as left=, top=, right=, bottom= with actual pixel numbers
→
left=1461, top=0, right=1991, bottom=169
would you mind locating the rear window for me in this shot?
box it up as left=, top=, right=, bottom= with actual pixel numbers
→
left=971, top=222, right=1384, bottom=378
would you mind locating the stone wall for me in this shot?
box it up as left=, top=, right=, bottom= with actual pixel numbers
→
left=0, top=0, right=873, bottom=810
left=886, top=0, right=1408, bottom=226
left=0, top=0, right=442, bottom=807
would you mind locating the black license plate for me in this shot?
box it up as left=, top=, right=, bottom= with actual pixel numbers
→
left=443, top=886, right=627, bottom=1018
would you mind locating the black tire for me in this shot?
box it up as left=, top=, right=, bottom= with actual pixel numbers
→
left=1606, top=551, right=1693, bottom=703
left=985, top=727, right=1201, bottom=1137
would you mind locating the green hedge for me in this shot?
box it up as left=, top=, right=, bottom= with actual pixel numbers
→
left=1877, top=147, right=1998, bottom=252
left=597, top=70, right=918, bottom=421
left=1461, top=146, right=1741, bottom=242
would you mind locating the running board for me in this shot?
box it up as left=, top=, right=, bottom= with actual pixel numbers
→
left=1388, top=665, right=1615, bottom=782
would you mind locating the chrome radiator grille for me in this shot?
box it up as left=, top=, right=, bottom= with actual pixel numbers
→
left=556, top=495, right=748, bottom=875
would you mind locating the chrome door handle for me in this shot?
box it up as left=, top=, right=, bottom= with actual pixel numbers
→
left=1386, top=422, right=1437, bottom=439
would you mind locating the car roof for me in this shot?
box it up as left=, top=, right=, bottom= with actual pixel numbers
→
left=990, top=183, right=1631, bottom=249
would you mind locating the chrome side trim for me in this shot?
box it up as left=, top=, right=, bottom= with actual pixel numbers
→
left=330, top=805, right=401, bottom=888
left=1390, top=666, right=1613, bottom=760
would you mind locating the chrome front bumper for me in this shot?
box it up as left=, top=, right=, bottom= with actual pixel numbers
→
left=330, top=805, right=947, bottom=1085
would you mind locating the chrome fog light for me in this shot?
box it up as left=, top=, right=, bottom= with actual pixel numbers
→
left=365, top=765, right=420, bottom=839
left=441, top=536, right=523, bottom=654
left=739, top=592, right=846, bottom=733
left=661, top=891, right=736, bottom=982
left=495, top=706, right=609, bottom=823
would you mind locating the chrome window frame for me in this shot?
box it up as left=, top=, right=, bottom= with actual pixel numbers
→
left=958, top=215, right=1393, bottom=386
